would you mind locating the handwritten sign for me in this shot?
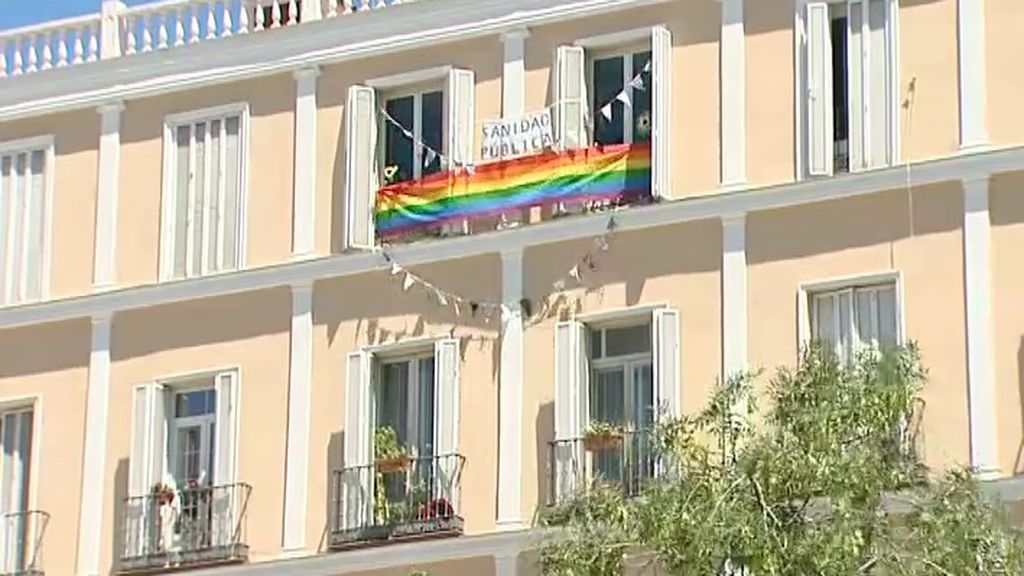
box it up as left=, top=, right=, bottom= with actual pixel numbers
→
left=481, top=110, right=555, bottom=161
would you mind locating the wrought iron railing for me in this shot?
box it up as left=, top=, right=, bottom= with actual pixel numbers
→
left=119, top=482, right=251, bottom=574
left=330, top=453, right=465, bottom=549
left=0, top=510, right=48, bottom=576
left=548, top=429, right=661, bottom=506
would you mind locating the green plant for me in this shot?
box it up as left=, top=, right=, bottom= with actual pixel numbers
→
left=374, top=426, right=407, bottom=462
left=584, top=420, right=624, bottom=439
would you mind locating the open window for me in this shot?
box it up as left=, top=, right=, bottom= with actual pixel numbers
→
left=0, top=407, right=41, bottom=576
left=801, top=0, right=898, bottom=178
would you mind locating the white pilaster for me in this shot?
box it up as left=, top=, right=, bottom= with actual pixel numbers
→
left=722, top=214, right=748, bottom=380
left=957, top=0, right=988, bottom=150
left=93, top=102, right=124, bottom=289
left=501, top=28, right=529, bottom=119
left=962, top=178, right=998, bottom=478
left=292, top=67, right=319, bottom=257
left=283, top=281, right=314, bottom=551
left=497, top=249, right=524, bottom=528
left=76, top=314, right=112, bottom=576
left=720, top=0, right=746, bottom=188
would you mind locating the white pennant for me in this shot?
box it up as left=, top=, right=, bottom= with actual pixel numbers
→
left=390, top=262, right=402, bottom=276
left=423, top=147, right=438, bottom=168
left=600, top=103, right=614, bottom=121
left=553, top=279, right=567, bottom=292
left=616, top=91, right=631, bottom=107
left=629, top=76, right=646, bottom=91
left=403, top=273, right=416, bottom=291
left=569, top=265, right=582, bottom=282
left=437, top=291, right=449, bottom=306
left=643, top=60, right=652, bottom=73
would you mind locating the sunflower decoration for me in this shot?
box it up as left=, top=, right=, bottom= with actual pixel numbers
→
left=635, top=110, right=652, bottom=140
left=383, top=165, right=401, bottom=185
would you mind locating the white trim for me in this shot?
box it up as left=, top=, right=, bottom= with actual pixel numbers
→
left=0, top=146, right=1023, bottom=328
left=75, top=314, right=112, bottom=576
left=501, top=29, right=529, bottom=120
left=962, top=177, right=998, bottom=477
left=0, top=135, right=55, bottom=306
left=957, top=0, right=988, bottom=150
left=797, top=270, right=905, bottom=353
left=93, top=102, right=124, bottom=288
left=573, top=25, right=662, bottom=49
left=365, top=66, right=452, bottom=90
left=0, top=394, right=43, bottom=526
left=497, top=249, right=524, bottom=528
left=576, top=302, right=667, bottom=325
left=721, top=214, right=747, bottom=378
left=292, top=68, right=319, bottom=258
left=363, top=335, right=441, bottom=356
left=720, top=0, right=746, bottom=187
left=283, top=281, right=314, bottom=551
left=0, top=136, right=54, bottom=157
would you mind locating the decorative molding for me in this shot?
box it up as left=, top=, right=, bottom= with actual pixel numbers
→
left=0, top=146, right=1022, bottom=331
left=721, top=213, right=747, bottom=379
left=283, top=281, right=314, bottom=551
left=497, top=249, right=524, bottom=527
left=957, top=0, right=988, bottom=150
left=93, top=101, right=124, bottom=288
left=292, top=68, right=319, bottom=257
left=720, top=0, right=746, bottom=188
left=962, top=177, right=999, bottom=477
left=76, top=314, right=112, bottom=576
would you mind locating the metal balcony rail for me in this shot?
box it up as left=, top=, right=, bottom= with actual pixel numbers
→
left=119, top=482, right=251, bottom=574
left=548, top=428, right=661, bottom=506
left=0, top=510, right=49, bottom=576
left=0, top=0, right=411, bottom=79
left=330, top=453, right=465, bottom=549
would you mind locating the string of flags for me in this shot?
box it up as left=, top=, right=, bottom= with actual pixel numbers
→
left=377, top=216, right=620, bottom=325
left=378, top=59, right=653, bottom=172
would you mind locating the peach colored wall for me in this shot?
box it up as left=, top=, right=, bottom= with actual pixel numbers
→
left=307, top=255, right=502, bottom=549
left=989, top=170, right=1024, bottom=476
left=101, top=289, right=291, bottom=572
left=745, top=0, right=796, bottom=187
left=315, top=38, right=504, bottom=254
left=747, top=183, right=970, bottom=471
left=0, top=319, right=90, bottom=576
left=520, top=220, right=722, bottom=520
left=118, top=75, right=295, bottom=287
left=346, top=555, right=496, bottom=576
left=986, top=0, right=1024, bottom=146
left=898, top=0, right=961, bottom=162
left=0, top=111, right=98, bottom=299
left=526, top=2, right=721, bottom=199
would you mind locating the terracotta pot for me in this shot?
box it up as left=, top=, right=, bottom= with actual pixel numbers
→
left=375, top=456, right=411, bottom=474
left=583, top=432, right=623, bottom=453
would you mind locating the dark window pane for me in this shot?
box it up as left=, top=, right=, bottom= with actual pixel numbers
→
left=384, top=96, right=415, bottom=184
left=604, top=324, right=652, bottom=357
left=421, top=91, right=445, bottom=176
left=632, top=51, right=653, bottom=144
left=831, top=15, right=850, bottom=172
left=593, top=56, right=625, bottom=145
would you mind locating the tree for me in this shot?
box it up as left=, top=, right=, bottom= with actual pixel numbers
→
left=539, top=344, right=1024, bottom=575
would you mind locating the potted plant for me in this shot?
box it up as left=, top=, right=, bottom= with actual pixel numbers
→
left=374, top=426, right=411, bottom=473
left=583, top=421, right=624, bottom=452
left=151, top=482, right=176, bottom=506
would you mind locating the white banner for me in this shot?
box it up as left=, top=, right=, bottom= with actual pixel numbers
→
left=481, top=110, right=555, bottom=161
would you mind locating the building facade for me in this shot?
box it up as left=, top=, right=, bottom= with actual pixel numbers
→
left=0, top=0, right=1021, bottom=574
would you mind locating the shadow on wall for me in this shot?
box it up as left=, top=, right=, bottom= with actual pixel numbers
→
left=110, top=458, right=129, bottom=574
left=0, top=320, right=91, bottom=378
left=1015, top=337, right=1024, bottom=475
left=534, top=401, right=555, bottom=520
left=316, top=431, right=345, bottom=553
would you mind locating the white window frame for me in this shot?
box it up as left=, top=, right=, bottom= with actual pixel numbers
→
left=167, top=385, right=217, bottom=486
left=797, top=270, right=905, bottom=360
left=378, top=86, right=448, bottom=184
left=0, top=136, right=54, bottom=307
left=159, top=103, right=250, bottom=282
left=794, top=0, right=900, bottom=179
left=587, top=322, right=654, bottom=430
left=373, top=350, right=436, bottom=458
left=586, top=46, right=652, bottom=147
left=0, top=395, right=42, bottom=575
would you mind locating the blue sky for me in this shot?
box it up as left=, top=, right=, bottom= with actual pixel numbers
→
left=1, top=1, right=156, bottom=30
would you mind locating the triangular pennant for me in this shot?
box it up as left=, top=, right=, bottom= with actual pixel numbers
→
left=403, top=273, right=416, bottom=291
left=423, top=147, right=438, bottom=168
left=643, top=60, right=652, bottom=73
left=553, top=279, right=567, bottom=292
left=600, top=103, right=614, bottom=121
left=569, top=265, right=582, bottom=282
left=616, top=91, right=631, bottom=106
left=437, top=291, right=448, bottom=306
left=390, top=262, right=402, bottom=276
left=629, top=76, right=646, bottom=91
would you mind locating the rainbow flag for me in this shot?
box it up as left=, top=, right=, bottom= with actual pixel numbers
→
left=375, top=142, right=651, bottom=238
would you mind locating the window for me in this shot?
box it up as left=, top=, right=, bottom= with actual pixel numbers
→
left=0, top=409, right=33, bottom=575
left=0, top=143, right=49, bottom=306
left=591, top=50, right=653, bottom=146
left=801, top=0, right=897, bottom=177
left=382, top=90, right=445, bottom=185
left=170, top=388, right=217, bottom=486
left=810, top=282, right=899, bottom=362
left=375, top=355, right=436, bottom=460
left=162, top=110, right=245, bottom=280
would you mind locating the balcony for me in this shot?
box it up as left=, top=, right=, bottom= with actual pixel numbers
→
left=547, top=429, right=661, bottom=506
left=0, top=0, right=409, bottom=79
left=0, top=511, right=49, bottom=576
left=119, top=483, right=251, bottom=574
left=330, top=453, right=465, bottom=550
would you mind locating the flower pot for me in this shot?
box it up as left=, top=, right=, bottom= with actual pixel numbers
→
left=375, top=455, right=411, bottom=474
left=584, top=432, right=623, bottom=453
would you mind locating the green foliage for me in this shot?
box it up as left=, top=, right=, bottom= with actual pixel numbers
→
left=374, top=425, right=406, bottom=461
left=585, top=420, right=625, bottom=439
left=540, top=343, right=1024, bottom=575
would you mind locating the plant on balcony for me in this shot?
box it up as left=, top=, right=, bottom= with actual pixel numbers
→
left=151, top=483, right=176, bottom=506
left=583, top=421, right=624, bottom=453
left=373, top=426, right=411, bottom=473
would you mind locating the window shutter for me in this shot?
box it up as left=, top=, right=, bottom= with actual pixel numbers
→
left=848, top=0, right=866, bottom=171
left=651, top=26, right=673, bottom=200
left=555, top=45, right=587, bottom=150
left=867, top=0, right=890, bottom=169
left=446, top=68, right=475, bottom=169
left=149, top=384, right=169, bottom=488
left=653, top=308, right=681, bottom=419
left=126, top=384, right=154, bottom=560
left=214, top=371, right=238, bottom=486
left=0, top=410, right=31, bottom=572
left=343, top=351, right=372, bottom=531
left=433, top=338, right=461, bottom=504
left=805, top=1, right=834, bottom=177
left=554, top=320, right=585, bottom=500
left=345, top=85, right=378, bottom=250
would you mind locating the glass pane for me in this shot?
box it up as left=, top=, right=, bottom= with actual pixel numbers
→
left=0, top=156, right=9, bottom=303
left=377, top=362, right=410, bottom=446
left=589, top=329, right=603, bottom=359
left=604, top=324, right=652, bottom=357
left=191, top=122, right=207, bottom=276
left=384, top=96, right=415, bottom=184
left=631, top=51, right=653, bottom=144
left=207, top=119, right=222, bottom=272
left=421, top=91, right=444, bottom=176
left=831, top=14, right=849, bottom=173
left=855, top=289, right=876, bottom=348
left=877, top=286, right=898, bottom=348
left=23, top=151, right=44, bottom=301
left=633, top=363, right=655, bottom=429
left=173, top=125, right=191, bottom=279
left=9, top=154, right=25, bottom=300
left=417, top=357, right=436, bottom=458
left=222, top=116, right=240, bottom=270
left=175, top=389, right=215, bottom=418
left=590, top=368, right=625, bottom=425
left=814, top=294, right=837, bottom=351
left=593, top=56, right=625, bottom=145
left=207, top=422, right=216, bottom=484
left=176, top=427, right=202, bottom=483
left=839, top=291, right=853, bottom=362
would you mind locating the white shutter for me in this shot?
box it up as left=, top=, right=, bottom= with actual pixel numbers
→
left=0, top=411, right=31, bottom=573
left=555, top=45, right=587, bottom=150
left=343, top=351, right=372, bottom=530
left=653, top=308, right=681, bottom=419
left=212, top=371, right=239, bottom=547
left=434, top=338, right=461, bottom=504
left=126, top=385, right=154, bottom=560
left=651, top=26, right=673, bottom=200
left=867, top=0, right=890, bottom=169
left=848, top=0, right=866, bottom=171
left=447, top=69, right=475, bottom=169
left=554, top=321, right=585, bottom=500
left=345, top=85, right=378, bottom=250
left=149, top=385, right=169, bottom=488
left=805, top=1, right=834, bottom=177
